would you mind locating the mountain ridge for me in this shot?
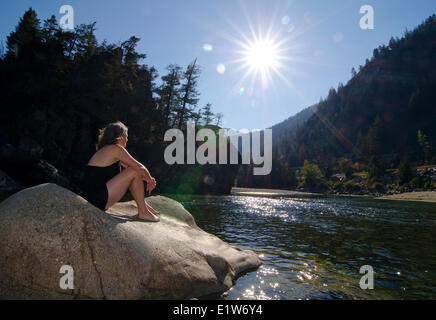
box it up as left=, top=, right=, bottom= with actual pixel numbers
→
left=273, top=13, right=436, bottom=167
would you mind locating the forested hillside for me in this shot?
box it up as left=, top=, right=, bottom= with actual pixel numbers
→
left=237, top=14, right=436, bottom=193
left=270, top=104, right=317, bottom=146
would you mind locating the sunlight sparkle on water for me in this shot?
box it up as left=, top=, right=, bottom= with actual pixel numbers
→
left=184, top=195, right=436, bottom=299
left=233, top=196, right=303, bottom=222
left=260, top=266, right=279, bottom=276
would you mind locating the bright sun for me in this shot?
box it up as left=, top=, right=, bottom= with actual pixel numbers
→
left=244, top=40, right=279, bottom=71
left=236, top=34, right=289, bottom=89
left=225, top=29, right=296, bottom=90
left=216, top=7, right=304, bottom=91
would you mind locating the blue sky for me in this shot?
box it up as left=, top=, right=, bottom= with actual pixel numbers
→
left=1, top=0, right=435, bottom=130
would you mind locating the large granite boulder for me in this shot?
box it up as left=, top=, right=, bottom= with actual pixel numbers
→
left=0, top=183, right=261, bottom=299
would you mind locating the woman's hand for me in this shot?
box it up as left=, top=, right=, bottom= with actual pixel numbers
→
left=138, top=166, right=153, bottom=182
left=146, top=177, right=157, bottom=195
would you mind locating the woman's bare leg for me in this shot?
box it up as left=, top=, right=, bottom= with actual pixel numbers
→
left=106, top=167, right=138, bottom=208
left=128, top=175, right=159, bottom=221
left=144, top=199, right=160, bottom=215
left=106, top=167, right=159, bottom=222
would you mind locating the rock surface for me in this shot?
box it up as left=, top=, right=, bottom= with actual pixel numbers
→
left=0, top=183, right=261, bottom=299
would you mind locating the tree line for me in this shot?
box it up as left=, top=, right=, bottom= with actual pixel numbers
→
left=0, top=8, right=232, bottom=195
left=155, top=61, right=223, bottom=130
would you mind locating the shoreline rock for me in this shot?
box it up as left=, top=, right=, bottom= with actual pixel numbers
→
left=0, top=183, right=261, bottom=299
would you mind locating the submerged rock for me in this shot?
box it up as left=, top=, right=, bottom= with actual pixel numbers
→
left=0, top=183, right=261, bottom=299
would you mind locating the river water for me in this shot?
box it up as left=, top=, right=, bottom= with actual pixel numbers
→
left=178, top=194, right=436, bottom=300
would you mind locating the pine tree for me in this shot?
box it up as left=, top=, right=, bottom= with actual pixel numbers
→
left=417, top=130, right=432, bottom=164
left=215, top=112, right=224, bottom=127
left=177, top=58, right=200, bottom=129
left=398, top=157, right=414, bottom=185
left=366, top=116, right=383, bottom=155
left=324, top=165, right=333, bottom=180
left=121, top=36, right=145, bottom=66
left=75, top=22, right=98, bottom=58
left=0, top=41, right=5, bottom=59
left=201, top=103, right=214, bottom=126
left=155, top=64, right=182, bottom=127
left=190, top=110, right=202, bottom=127
left=367, top=156, right=386, bottom=182
left=6, top=8, right=42, bottom=58
left=42, top=15, right=59, bottom=41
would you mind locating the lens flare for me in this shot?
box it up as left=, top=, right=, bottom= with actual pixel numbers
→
left=333, top=32, right=344, bottom=43
left=216, top=63, right=226, bottom=74
left=203, top=43, right=213, bottom=52
left=281, top=15, right=290, bottom=25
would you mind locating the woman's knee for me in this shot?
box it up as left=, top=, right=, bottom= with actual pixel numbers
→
left=126, top=167, right=142, bottom=178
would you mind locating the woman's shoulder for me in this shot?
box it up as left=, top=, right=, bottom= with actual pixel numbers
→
left=100, top=144, right=123, bottom=153
left=88, top=144, right=120, bottom=165
left=101, top=144, right=128, bottom=161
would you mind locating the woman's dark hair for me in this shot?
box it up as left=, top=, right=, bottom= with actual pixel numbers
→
left=96, top=121, right=128, bottom=150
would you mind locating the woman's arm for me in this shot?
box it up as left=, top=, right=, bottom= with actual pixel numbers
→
left=120, top=160, right=129, bottom=168
left=113, top=145, right=154, bottom=183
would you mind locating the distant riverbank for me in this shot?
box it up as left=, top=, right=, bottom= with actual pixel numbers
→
left=231, top=187, right=436, bottom=204
left=377, top=191, right=436, bottom=203
left=231, top=187, right=321, bottom=197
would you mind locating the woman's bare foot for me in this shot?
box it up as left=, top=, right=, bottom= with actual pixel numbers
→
left=137, top=208, right=160, bottom=222
left=145, top=201, right=160, bottom=215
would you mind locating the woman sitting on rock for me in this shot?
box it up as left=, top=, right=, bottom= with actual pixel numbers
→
left=82, top=121, right=160, bottom=222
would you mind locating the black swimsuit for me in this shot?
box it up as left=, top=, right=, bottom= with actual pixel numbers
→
left=82, top=161, right=122, bottom=210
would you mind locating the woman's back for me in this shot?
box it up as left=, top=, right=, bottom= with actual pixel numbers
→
left=87, top=145, right=119, bottom=167
left=85, top=161, right=121, bottom=186
left=82, top=144, right=122, bottom=210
